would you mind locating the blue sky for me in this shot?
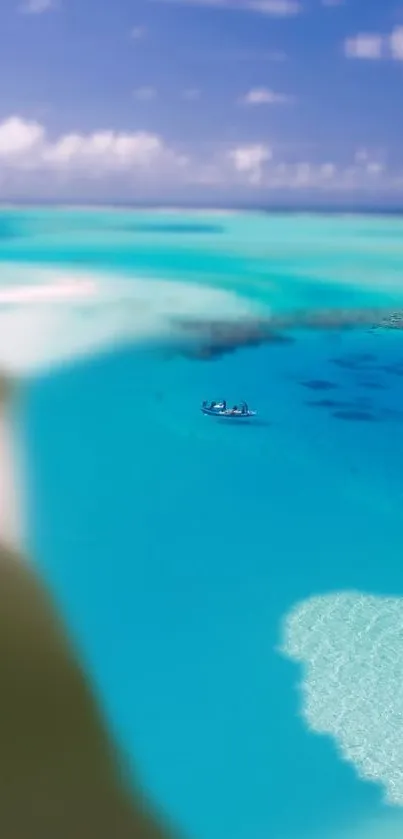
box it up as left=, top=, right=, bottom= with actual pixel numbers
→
left=0, top=0, right=402, bottom=203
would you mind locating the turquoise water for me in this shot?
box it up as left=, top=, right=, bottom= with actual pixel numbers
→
left=3, top=209, right=403, bottom=839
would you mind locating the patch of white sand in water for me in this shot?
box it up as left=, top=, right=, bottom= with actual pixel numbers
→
left=0, top=263, right=261, bottom=551
left=0, top=264, right=261, bottom=376
left=280, top=592, right=403, bottom=806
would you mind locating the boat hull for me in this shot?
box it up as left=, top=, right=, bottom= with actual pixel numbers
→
left=201, top=407, right=257, bottom=419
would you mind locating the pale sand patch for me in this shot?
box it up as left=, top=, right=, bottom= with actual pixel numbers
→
left=280, top=592, right=403, bottom=806
left=0, top=265, right=261, bottom=376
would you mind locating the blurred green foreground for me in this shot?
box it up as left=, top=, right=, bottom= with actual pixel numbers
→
left=0, top=542, right=177, bottom=839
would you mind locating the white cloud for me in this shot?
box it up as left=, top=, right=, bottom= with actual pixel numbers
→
left=345, top=33, right=383, bottom=59
left=345, top=26, right=403, bottom=61
left=0, top=116, right=185, bottom=181
left=152, top=0, right=301, bottom=16
left=354, top=148, right=370, bottom=164
left=228, top=143, right=272, bottom=184
left=366, top=161, right=383, bottom=176
left=20, top=0, right=55, bottom=13
left=241, top=87, right=292, bottom=105
left=182, top=88, right=201, bottom=100
left=0, top=114, right=401, bottom=197
left=223, top=147, right=393, bottom=191
left=133, top=86, right=157, bottom=101
left=0, top=117, right=45, bottom=158
left=44, top=132, right=163, bottom=168
left=320, top=162, right=336, bottom=178
left=389, top=26, right=403, bottom=60
left=354, top=148, right=385, bottom=170
left=293, top=161, right=313, bottom=186
left=130, top=25, right=147, bottom=40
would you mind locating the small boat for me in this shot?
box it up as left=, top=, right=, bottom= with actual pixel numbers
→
left=201, top=400, right=257, bottom=419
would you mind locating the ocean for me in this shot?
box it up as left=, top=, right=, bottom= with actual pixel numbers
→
left=2, top=208, right=403, bottom=839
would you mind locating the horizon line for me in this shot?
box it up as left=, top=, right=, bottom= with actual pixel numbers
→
left=0, top=201, right=403, bottom=216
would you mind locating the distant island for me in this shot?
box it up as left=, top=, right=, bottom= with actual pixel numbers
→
left=1, top=201, right=403, bottom=215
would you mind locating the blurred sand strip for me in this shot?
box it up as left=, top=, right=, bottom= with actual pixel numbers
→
left=0, top=373, right=178, bottom=839
left=0, top=380, right=22, bottom=553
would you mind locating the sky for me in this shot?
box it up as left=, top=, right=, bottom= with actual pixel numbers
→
left=0, top=0, right=402, bottom=204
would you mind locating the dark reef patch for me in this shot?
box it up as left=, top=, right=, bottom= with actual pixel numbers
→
left=348, top=353, right=377, bottom=363
left=265, top=332, right=295, bottom=345
left=305, top=399, right=352, bottom=409
left=301, top=379, right=338, bottom=391
left=174, top=306, right=403, bottom=363
left=358, top=380, right=388, bottom=391
left=379, top=407, right=403, bottom=421
left=181, top=328, right=294, bottom=360
left=382, top=363, right=403, bottom=377
left=331, top=353, right=378, bottom=371
left=330, top=358, right=360, bottom=371
left=332, top=410, right=378, bottom=422
left=185, top=347, right=223, bottom=360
